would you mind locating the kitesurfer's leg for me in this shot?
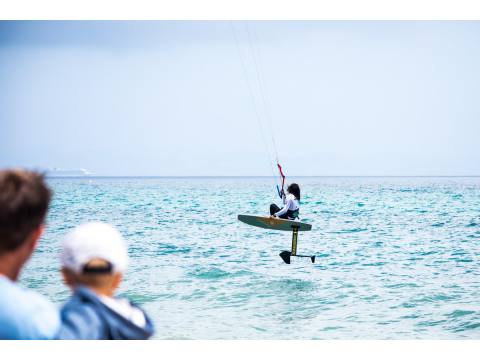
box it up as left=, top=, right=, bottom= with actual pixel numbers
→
left=270, top=204, right=280, bottom=215
left=270, top=204, right=289, bottom=219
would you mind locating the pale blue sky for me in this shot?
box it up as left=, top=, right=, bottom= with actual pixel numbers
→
left=1, top=21, right=479, bottom=176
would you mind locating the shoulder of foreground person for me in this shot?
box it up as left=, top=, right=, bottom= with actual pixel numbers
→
left=0, top=276, right=60, bottom=340
left=57, top=287, right=154, bottom=340
left=56, top=289, right=104, bottom=340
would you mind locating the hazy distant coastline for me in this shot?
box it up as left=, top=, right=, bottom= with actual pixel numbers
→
left=45, top=168, right=93, bottom=177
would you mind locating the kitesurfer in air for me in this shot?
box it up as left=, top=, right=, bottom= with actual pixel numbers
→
left=270, top=183, right=300, bottom=220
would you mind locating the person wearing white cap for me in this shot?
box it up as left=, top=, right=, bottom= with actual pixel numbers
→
left=56, top=222, right=154, bottom=340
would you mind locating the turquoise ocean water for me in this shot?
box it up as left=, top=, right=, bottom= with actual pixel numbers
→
left=20, top=177, right=480, bottom=339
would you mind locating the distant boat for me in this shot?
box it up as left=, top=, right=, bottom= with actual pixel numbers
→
left=46, top=168, right=93, bottom=177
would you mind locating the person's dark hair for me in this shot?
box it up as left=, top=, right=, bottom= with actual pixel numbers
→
left=287, top=183, right=301, bottom=201
left=0, top=169, right=51, bottom=252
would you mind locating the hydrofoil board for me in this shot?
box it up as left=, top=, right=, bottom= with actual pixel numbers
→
left=238, top=214, right=312, bottom=231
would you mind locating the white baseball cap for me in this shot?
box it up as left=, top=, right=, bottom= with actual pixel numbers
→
left=61, top=222, right=128, bottom=274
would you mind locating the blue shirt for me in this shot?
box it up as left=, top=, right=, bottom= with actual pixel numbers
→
left=57, top=286, right=154, bottom=340
left=0, top=275, right=60, bottom=339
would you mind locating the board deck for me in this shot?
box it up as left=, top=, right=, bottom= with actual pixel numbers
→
left=238, top=214, right=312, bottom=231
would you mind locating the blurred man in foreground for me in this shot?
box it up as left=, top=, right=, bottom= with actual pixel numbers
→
left=0, top=169, right=60, bottom=339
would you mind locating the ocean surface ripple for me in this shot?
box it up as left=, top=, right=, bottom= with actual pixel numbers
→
left=21, top=177, right=480, bottom=339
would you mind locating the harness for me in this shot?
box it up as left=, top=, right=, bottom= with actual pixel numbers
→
left=287, top=208, right=300, bottom=220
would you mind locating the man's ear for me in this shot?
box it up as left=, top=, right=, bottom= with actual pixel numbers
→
left=28, top=223, right=44, bottom=252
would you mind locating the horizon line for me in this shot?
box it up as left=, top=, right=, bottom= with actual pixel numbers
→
left=45, top=175, right=480, bottom=178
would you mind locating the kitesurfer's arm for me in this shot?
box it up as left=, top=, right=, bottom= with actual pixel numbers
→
left=275, top=197, right=293, bottom=217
